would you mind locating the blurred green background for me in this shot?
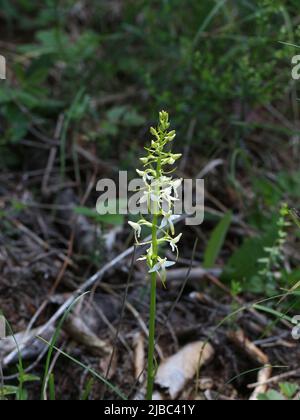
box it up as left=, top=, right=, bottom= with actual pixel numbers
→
left=0, top=0, right=298, bottom=157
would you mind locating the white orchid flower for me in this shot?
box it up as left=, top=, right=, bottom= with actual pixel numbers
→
left=136, top=169, right=154, bottom=184
left=167, top=233, right=183, bottom=255
left=149, top=258, right=175, bottom=274
left=137, top=244, right=154, bottom=265
left=172, top=178, right=182, bottom=198
left=128, top=221, right=142, bottom=239
left=160, top=214, right=181, bottom=235
left=128, top=111, right=183, bottom=288
left=139, top=191, right=150, bottom=205
left=149, top=257, right=176, bottom=287
left=139, top=189, right=160, bottom=208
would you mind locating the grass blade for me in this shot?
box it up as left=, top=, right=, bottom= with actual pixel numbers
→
left=38, top=337, right=127, bottom=400
left=204, top=211, right=232, bottom=268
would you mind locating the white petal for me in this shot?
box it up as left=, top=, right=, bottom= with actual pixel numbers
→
left=145, top=173, right=154, bottom=181
left=128, top=221, right=140, bottom=231
left=136, top=169, right=145, bottom=177
left=173, top=233, right=183, bottom=244
left=149, top=262, right=161, bottom=273
left=150, top=194, right=160, bottom=203
left=160, top=217, right=168, bottom=229
left=128, top=221, right=142, bottom=238
left=163, top=261, right=176, bottom=268
left=170, top=242, right=177, bottom=252
left=173, top=179, right=182, bottom=189
left=139, top=194, right=149, bottom=204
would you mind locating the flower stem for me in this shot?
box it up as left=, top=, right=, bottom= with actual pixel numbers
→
left=146, top=209, right=159, bottom=400
left=146, top=271, right=157, bottom=400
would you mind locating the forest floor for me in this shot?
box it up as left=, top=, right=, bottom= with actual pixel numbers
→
left=1, top=137, right=300, bottom=401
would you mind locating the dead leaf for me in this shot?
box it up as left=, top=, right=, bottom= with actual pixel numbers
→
left=250, top=365, right=272, bottom=401
left=155, top=341, right=215, bottom=399
left=133, top=332, right=145, bottom=383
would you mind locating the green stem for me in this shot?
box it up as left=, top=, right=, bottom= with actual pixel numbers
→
left=146, top=147, right=162, bottom=402
left=146, top=213, right=158, bottom=400
left=146, top=272, right=157, bottom=399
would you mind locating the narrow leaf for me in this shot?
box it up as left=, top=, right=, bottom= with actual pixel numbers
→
left=204, top=211, right=232, bottom=268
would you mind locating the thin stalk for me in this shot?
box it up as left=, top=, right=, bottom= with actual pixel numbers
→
left=146, top=214, right=158, bottom=400
left=146, top=157, right=161, bottom=400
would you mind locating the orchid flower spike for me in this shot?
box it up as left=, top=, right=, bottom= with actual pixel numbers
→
left=128, top=111, right=183, bottom=285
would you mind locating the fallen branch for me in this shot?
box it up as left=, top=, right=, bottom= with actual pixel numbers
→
left=0, top=325, right=55, bottom=363
left=227, top=329, right=272, bottom=400
left=135, top=267, right=222, bottom=283
left=228, top=329, right=269, bottom=365
left=248, top=368, right=300, bottom=389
